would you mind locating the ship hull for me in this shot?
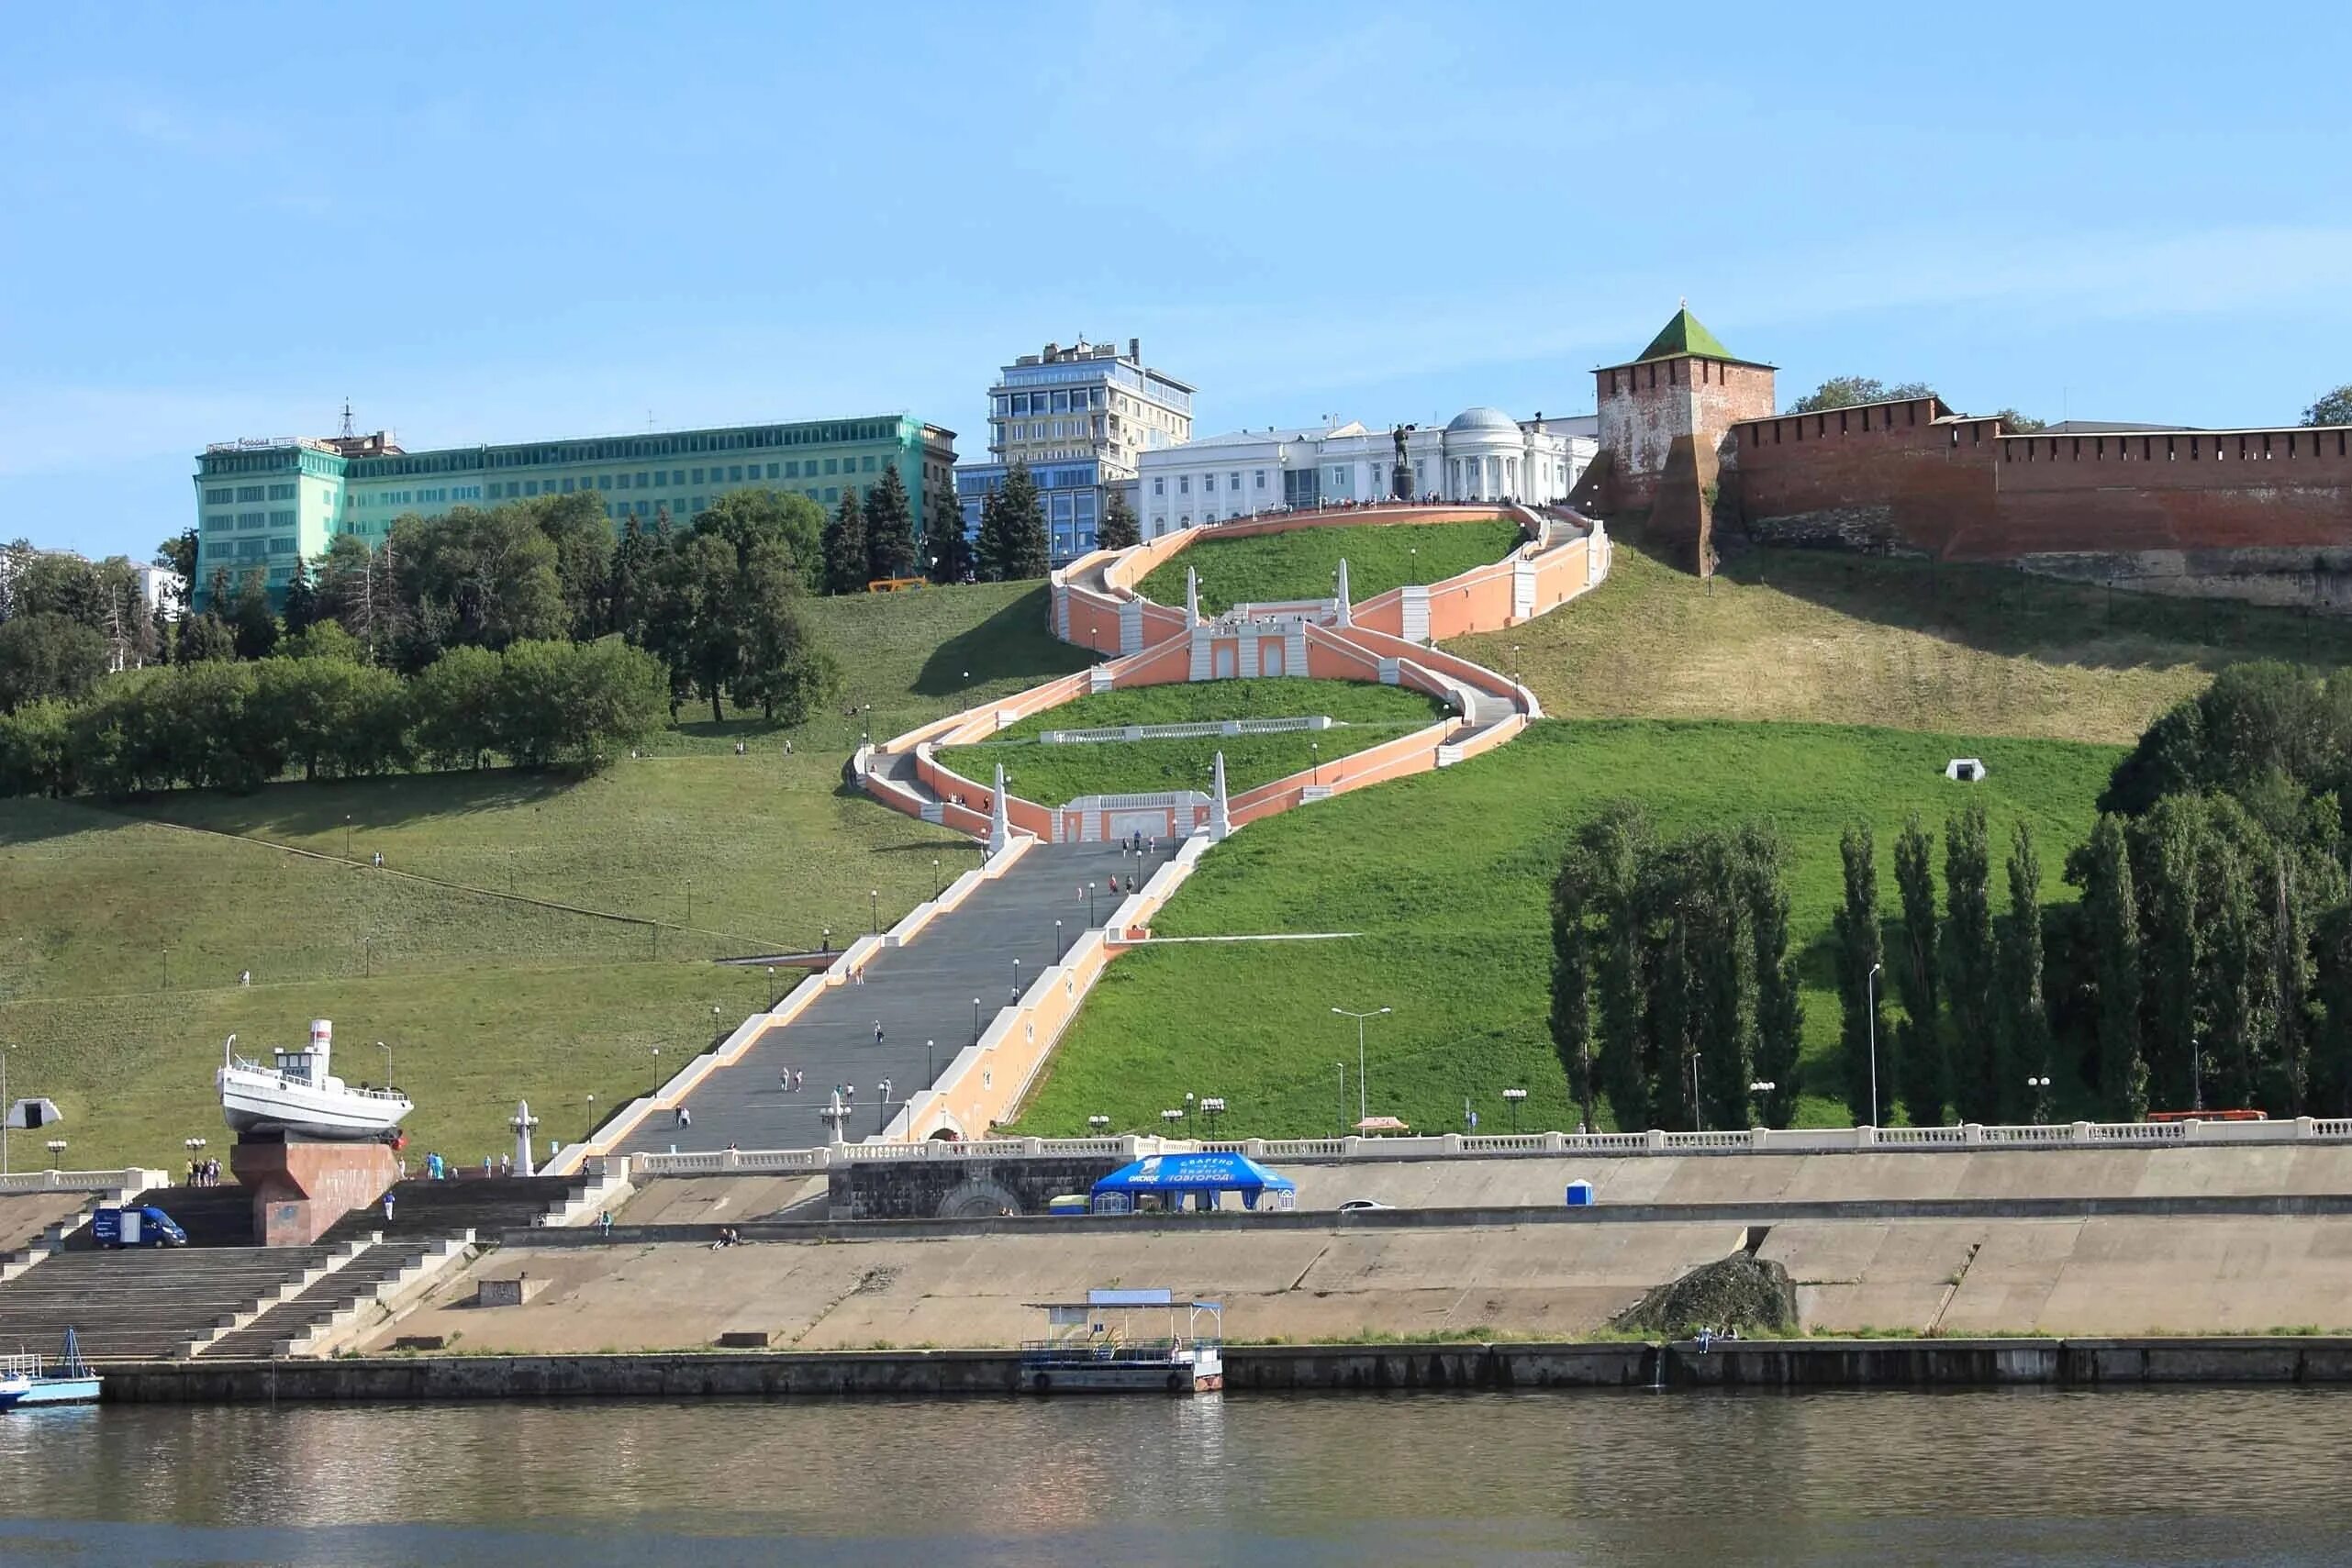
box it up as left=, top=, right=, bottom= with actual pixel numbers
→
left=220, top=1075, right=409, bottom=1142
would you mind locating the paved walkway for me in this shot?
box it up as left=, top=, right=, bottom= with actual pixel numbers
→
left=624, top=840, right=1175, bottom=1155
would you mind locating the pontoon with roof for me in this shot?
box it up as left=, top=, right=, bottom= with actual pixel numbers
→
left=1021, top=1289, right=1224, bottom=1394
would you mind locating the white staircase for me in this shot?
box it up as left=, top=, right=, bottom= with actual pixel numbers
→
left=1089, top=666, right=1115, bottom=694
left=1436, top=743, right=1466, bottom=768
left=1400, top=586, right=1431, bottom=643
left=1377, top=657, right=1401, bottom=685
left=920, top=802, right=945, bottom=825
left=1286, top=624, right=1310, bottom=674
left=1188, top=631, right=1213, bottom=682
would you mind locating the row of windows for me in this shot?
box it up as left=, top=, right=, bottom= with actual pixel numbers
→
left=347, top=423, right=902, bottom=480
left=1154, top=470, right=1269, bottom=497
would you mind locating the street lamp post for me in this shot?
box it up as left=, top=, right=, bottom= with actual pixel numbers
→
left=45, top=1139, right=66, bottom=1171
left=1160, top=1107, right=1184, bottom=1135
left=1867, top=962, right=1883, bottom=1126
left=870, top=889, right=879, bottom=934
left=1011, top=957, right=1022, bottom=999
left=926, top=1039, right=935, bottom=1083
left=1200, top=1095, right=1227, bottom=1137
left=1692, top=1051, right=1704, bottom=1132
left=973, top=998, right=983, bottom=1042
left=1088, top=883, right=1098, bottom=925
left=162, top=947, right=170, bottom=992
left=2192, top=1036, right=2204, bottom=1112
left=686, top=879, right=694, bottom=927
left=2026, top=1074, right=2053, bottom=1125
left=932, top=858, right=942, bottom=900
left=1331, top=1006, right=1390, bottom=1127
left=377, top=1040, right=393, bottom=1092
left=765, top=966, right=777, bottom=1009
left=1502, top=1087, right=1527, bottom=1131
left=1088, top=1114, right=1109, bottom=1134
left=1334, top=1062, right=1347, bottom=1137
left=1055, top=919, right=1065, bottom=962
left=1310, top=741, right=1320, bottom=785
left=362, top=935, right=373, bottom=979
left=344, top=814, right=353, bottom=859
left=1749, top=1080, right=1777, bottom=1129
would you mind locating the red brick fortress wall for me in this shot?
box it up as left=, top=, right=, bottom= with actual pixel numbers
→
left=1728, top=405, right=2352, bottom=565
left=1594, top=356, right=1776, bottom=512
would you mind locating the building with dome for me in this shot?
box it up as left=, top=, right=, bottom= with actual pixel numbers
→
left=1134, top=407, right=1594, bottom=539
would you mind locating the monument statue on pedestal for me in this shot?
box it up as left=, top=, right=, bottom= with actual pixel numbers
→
left=1390, top=424, right=1414, bottom=500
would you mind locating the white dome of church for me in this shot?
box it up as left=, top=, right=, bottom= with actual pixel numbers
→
left=1445, top=406, right=1522, bottom=436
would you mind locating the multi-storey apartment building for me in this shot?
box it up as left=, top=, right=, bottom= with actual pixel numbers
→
left=953, top=337, right=1193, bottom=562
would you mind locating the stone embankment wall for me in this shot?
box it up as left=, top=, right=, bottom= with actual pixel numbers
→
left=97, top=1336, right=2352, bottom=1404
left=827, top=1154, right=1122, bottom=1219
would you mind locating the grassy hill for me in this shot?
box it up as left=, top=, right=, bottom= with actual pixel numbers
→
left=1009, top=718, right=2120, bottom=1140
left=0, top=582, right=1085, bottom=1170
left=1137, top=518, right=1521, bottom=616
left=1457, top=544, right=2352, bottom=746
left=935, top=679, right=1445, bottom=807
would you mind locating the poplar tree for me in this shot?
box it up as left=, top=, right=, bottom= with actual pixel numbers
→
left=1744, top=824, right=1803, bottom=1129
left=1833, top=819, right=1887, bottom=1125
left=2076, top=815, right=2148, bottom=1119
left=1549, top=848, right=1597, bottom=1133
left=1998, top=820, right=2053, bottom=1121
left=1942, top=803, right=1998, bottom=1122
left=2140, top=795, right=2205, bottom=1108
left=1583, top=804, right=1653, bottom=1133
left=1892, top=813, right=1946, bottom=1126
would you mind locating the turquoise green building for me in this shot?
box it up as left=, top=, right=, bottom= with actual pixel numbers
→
left=193, top=414, right=958, bottom=601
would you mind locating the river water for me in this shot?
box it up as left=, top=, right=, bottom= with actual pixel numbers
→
left=2, top=1388, right=2347, bottom=1565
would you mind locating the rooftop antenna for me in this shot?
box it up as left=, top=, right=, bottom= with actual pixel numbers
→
left=647, top=409, right=655, bottom=432
left=339, top=398, right=355, bottom=439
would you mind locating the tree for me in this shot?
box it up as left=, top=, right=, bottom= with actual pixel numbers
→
left=1943, top=804, right=1999, bottom=1122
left=0, top=699, right=72, bottom=797
left=2304, top=386, right=2352, bottom=428
left=1834, top=820, right=1888, bottom=1126
left=862, top=466, right=918, bottom=583
left=1998, top=820, right=2054, bottom=1122
left=1892, top=813, right=1946, bottom=1126
left=1788, top=376, right=1935, bottom=414
left=0, top=614, right=109, bottom=712
left=525, top=491, right=618, bottom=639
left=385, top=505, right=563, bottom=667
left=924, top=493, right=973, bottom=583
left=1550, top=843, right=1597, bottom=1133
left=695, top=489, right=826, bottom=594
left=1097, top=490, right=1142, bottom=551
left=1992, top=408, right=2047, bottom=434
left=608, top=514, right=659, bottom=642
left=976, top=462, right=1048, bottom=582
left=1744, top=825, right=1803, bottom=1129
left=2073, top=815, right=2148, bottom=1119
left=646, top=531, right=743, bottom=723
left=820, top=486, right=867, bottom=595
left=226, top=567, right=278, bottom=661
left=173, top=612, right=235, bottom=665
left=410, top=645, right=503, bottom=770
left=731, top=539, right=838, bottom=725
left=1582, top=803, right=1654, bottom=1132
left=280, top=558, right=320, bottom=639
left=154, top=529, right=198, bottom=616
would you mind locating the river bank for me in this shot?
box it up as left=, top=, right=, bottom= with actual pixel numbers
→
left=95, top=1335, right=2352, bottom=1404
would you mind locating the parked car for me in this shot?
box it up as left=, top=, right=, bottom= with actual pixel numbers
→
left=1337, top=1199, right=1393, bottom=1213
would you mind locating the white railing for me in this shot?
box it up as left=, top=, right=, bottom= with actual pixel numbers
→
left=1040, top=716, right=1331, bottom=744
left=0, top=1168, right=169, bottom=1195
left=618, top=1116, right=2352, bottom=1176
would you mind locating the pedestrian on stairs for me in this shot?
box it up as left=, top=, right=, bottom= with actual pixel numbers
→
left=382, top=1191, right=396, bottom=1224
left=874, top=1020, right=885, bottom=1047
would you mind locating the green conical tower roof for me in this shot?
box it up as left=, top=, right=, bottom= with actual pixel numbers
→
left=1635, top=306, right=1732, bottom=362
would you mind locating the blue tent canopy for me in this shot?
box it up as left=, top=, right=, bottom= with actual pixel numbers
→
left=1090, top=1152, right=1298, bottom=1210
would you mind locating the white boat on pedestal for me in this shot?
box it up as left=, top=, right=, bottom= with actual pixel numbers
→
left=217, top=1020, right=411, bottom=1143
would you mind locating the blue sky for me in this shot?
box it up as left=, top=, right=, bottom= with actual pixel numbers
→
left=5, top=1, right=2348, bottom=561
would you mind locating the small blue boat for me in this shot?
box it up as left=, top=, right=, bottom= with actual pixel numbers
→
left=0, top=1329, right=102, bottom=1409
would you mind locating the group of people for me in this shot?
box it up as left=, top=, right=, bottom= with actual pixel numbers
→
left=184, top=1157, right=222, bottom=1186
left=708, top=1226, right=745, bottom=1250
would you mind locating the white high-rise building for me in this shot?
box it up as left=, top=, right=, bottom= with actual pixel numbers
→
left=955, top=338, right=1195, bottom=562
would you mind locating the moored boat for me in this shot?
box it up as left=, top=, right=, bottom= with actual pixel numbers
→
left=217, top=1019, right=411, bottom=1143
left=0, top=1329, right=102, bottom=1409
left=1021, top=1289, right=1224, bottom=1394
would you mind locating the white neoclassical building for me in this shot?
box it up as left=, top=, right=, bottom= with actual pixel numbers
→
left=1134, top=408, right=1595, bottom=539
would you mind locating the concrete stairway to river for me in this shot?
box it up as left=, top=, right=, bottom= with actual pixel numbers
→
left=625, top=840, right=1173, bottom=1155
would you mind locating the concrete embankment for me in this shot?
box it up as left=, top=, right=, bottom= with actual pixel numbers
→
left=96, top=1336, right=2352, bottom=1404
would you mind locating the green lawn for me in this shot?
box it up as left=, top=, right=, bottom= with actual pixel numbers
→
left=1009, top=718, right=2120, bottom=1140
left=938, top=680, right=1448, bottom=806
left=1457, top=544, right=2352, bottom=747
left=0, top=582, right=1089, bottom=1171
left=1138, top=519, right=1522, bottom=617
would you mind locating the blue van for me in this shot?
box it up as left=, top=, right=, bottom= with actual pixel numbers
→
left=91, top=1206, right=189, bottom=1248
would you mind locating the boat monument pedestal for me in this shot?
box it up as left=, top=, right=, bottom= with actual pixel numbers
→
left=232, top=1137, right=400, bottom=1246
